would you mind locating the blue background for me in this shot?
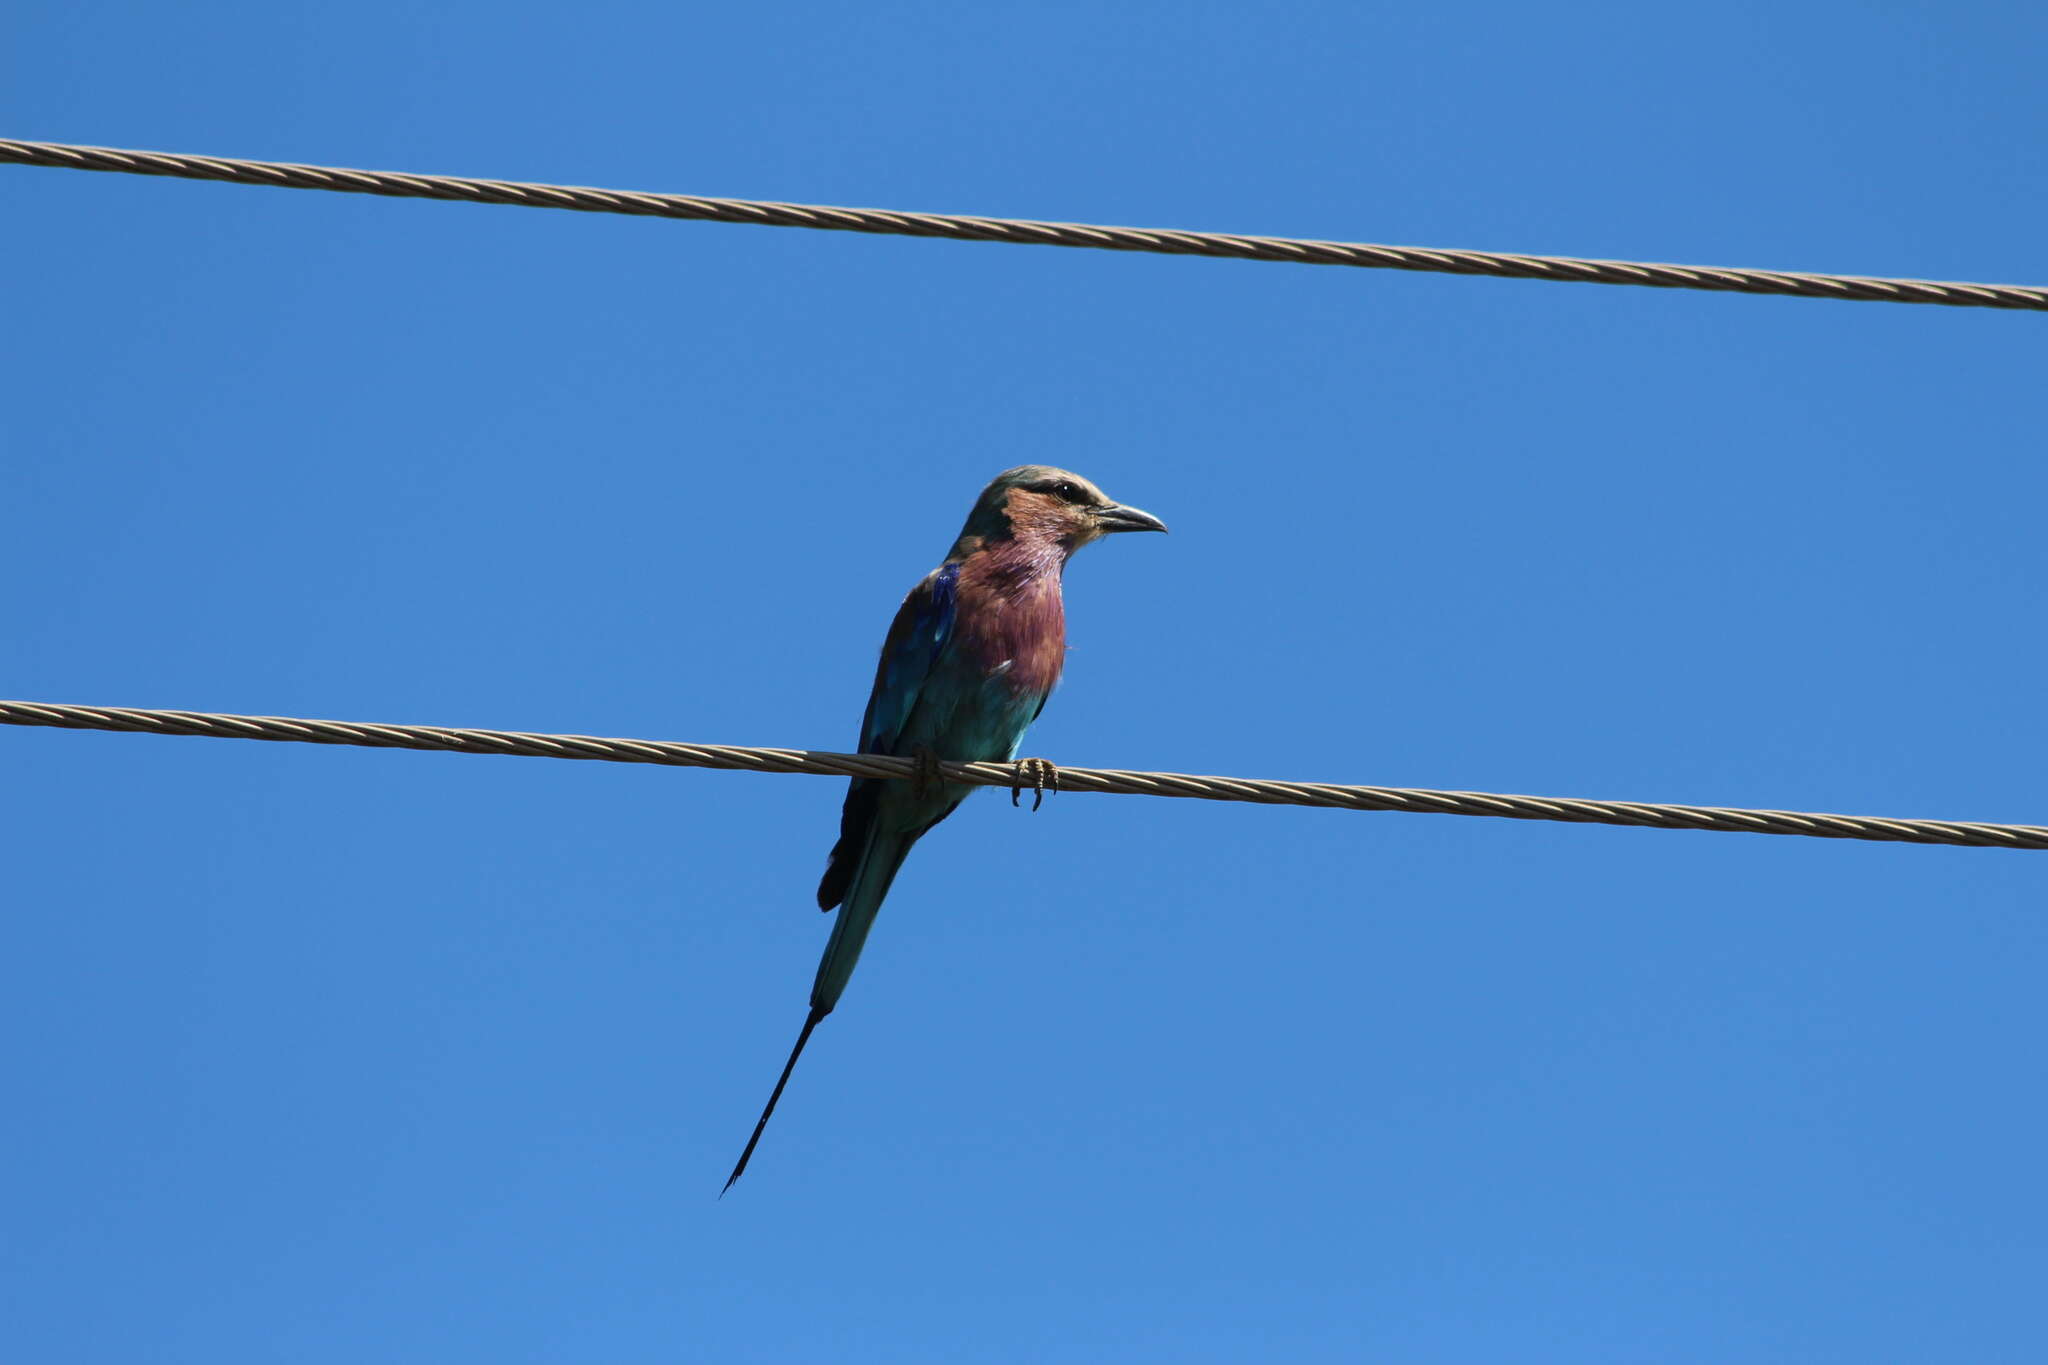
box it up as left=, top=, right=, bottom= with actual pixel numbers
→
left=5, top=3, right=2044, bottom=1360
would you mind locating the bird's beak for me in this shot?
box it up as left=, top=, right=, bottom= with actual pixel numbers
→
left=1093, top=502, right=1169, bottom=535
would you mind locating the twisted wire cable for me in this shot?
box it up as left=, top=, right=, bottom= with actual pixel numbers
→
left=4, top=138, right=2043, bottom=311
left=4, top=699, right=2041, bottom=851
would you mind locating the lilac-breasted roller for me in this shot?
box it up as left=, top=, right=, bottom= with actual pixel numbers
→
left=723, top=466, right=1166, bottom=1190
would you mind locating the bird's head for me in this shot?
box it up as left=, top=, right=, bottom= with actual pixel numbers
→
left=949, top=465, right=1167, bottom=558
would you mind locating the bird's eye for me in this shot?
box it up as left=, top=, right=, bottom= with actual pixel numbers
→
left=1051, top=481, right=1084, bottom=503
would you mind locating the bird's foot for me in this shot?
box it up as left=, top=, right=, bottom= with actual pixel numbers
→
left=1010, top=757, right=1058, bottom=812
left=909, top=745, right=945, bottom=801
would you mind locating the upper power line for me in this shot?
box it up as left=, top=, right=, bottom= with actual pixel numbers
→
left=5, top=138, right=2043, bottom=311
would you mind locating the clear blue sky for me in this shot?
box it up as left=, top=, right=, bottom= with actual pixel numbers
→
left=6, top=3, right=2045, bottom=1361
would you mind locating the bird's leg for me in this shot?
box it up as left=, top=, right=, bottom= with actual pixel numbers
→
left=1010, top=757, right=1058, bottom=812
left=909, top=744, right=945, bottom=801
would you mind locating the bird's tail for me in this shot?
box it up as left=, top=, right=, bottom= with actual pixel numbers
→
left=721, top=832, right=913, bottom=1193
left=722, top=1005, right=825, bottom=1195
left=811, top=831, right=912, bottom=1016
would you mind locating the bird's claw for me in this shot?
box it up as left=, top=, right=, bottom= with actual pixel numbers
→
left=1010, top=757, right=1058, bottom=812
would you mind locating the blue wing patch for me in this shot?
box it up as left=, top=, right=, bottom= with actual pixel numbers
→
left=857, top=562, right=958, bottom=755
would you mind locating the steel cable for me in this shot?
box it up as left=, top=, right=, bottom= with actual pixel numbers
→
left=5, top=138, right=2043, bottom=310
left=4, top=699, right=2042, bottom=851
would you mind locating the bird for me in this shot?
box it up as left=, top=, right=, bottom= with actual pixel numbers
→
left=722, top=465, right=1167, bottom=1192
